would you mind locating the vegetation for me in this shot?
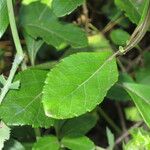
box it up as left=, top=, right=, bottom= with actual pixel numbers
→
left=0, top=0, right=150, bottom=149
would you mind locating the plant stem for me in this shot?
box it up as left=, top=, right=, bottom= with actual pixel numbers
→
left=98, top=107, right=121, bottom=134
left=0, top=0, right=24, bottom=103
left=7, top=0, right=24, bottom=57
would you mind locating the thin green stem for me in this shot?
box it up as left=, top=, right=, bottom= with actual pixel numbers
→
left=98, top=107, right=121, bottom=134
left=7, top=0, right=24, bottom=56
left=0, top=0, right=24, bottom=103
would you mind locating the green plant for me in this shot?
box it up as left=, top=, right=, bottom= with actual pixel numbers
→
left=0, top=0, right=150, bottom=149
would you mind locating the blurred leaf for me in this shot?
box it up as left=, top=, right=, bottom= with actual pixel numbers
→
left=106, top=128, right=115, bottom=150
left=20, top=1, right=88, bottom=49
left=55, top=113, right=98, bottom=138
left=123, top=83, right=150, bottom=127
left=32, top=136, right=59, bottom=150
left=110, top=29, right=130, bottom=46
left=125, top=107, right=142, bottom=122
left=42, top=51, right=118, bottom=119
left=61, top=136, right=95, bottom=150
left=24, top=33, right=44, bottom=66
left=123, top=128, right=150, bottom=150
left=0, top=0, right=9, bottom=38
left=52, top=0, right=85, bottom=17
left=115, top=0, right=148, bottom=24
left=4, top=139, right=25, bottom=150
left=0, top=122, right=11, bottom=150
left=107, top=73, right=133, bottom=101
left=0, top=69, right=54, bottom=128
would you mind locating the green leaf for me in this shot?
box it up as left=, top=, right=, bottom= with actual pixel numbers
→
left=125, top=106, right=142, bottom=122
left=52, top=0, right=85, bottom=17
left=20, top=1, right=88, bottom=49
left=106, top=128, right=115, bottom=150
left=32, top=136, right=59, bottom=150
left=55, top=113, right=98, bottom=138
left=123, top=83, right=150, bottom=127
left=115, top=0, right=148, bottom=24
left=0, top=69, right=54, bottom=128
left=61, top=136, right=95, bottom=150
left=110, top=29, right=130, bottom=46
left=0, top=122, right=11, bottom=150
left=123, top=128, right=150, bottom=150
left=4, top=139, right=25, bottom=150
left=0, top=0, right=9, bottom=38
left=24, top=33, right=44, bottom=66
left=107, top=73, right=133, bottom=101
left=42, top=51, right=118, bottom=119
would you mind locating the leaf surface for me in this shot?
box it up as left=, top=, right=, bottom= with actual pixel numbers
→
left=32, top=136, right=59, bottom=150
left=115, top=0, right=148, bottom=24
left=0, top=122, right=10, bottom=150
left=0, top=0, right=9, bottom=38
left=20, top=1, right=88, bottom=49
left=52, top=0, right=85, bottom=17
left=61, top=136, right=95, bottom=150
left=42, top=51, right=118, bottom=119
left=123, top=83, right=150, bottom=127
left=0, top=69, right=54, bottom=128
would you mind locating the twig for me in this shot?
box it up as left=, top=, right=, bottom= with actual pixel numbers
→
left=98, top=107, right=121, bottom=134
left=0, top=0, right=24, bottom=103
left=115, top=121, right=143, bottom=145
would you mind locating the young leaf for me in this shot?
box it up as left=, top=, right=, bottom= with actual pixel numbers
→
left=61, top=136, right=95, bottom=150
left=4, top=139, right=25, bottom=150
left=115, top=0, right=148, bottom=24
left=110, top=29, right=130, bottom=46
left=24, top=32, right=44, bottom=66
left=52, top=0, right=85, bottom=17
left=0, top=69, right=54, bottom=128
left=55, top=113, right=98, bottom=138
left=20, top=1, right=88, bottom=49
left=0, top=122, right=11, bottom=150
left=123, top=83, right=150, bottom=127
left=32, top=136, right=60, bottom=150
left=106, top=128, right=115, bottom=150
left=0, top=0, right=9, bottom=38
left=42, top=51, right=118, bottom=119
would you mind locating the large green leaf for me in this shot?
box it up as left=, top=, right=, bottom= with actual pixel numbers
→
left=0, top=122, right=10, bottom=150
left=61, top=136, right=95, bottom=150
left=123, top=83, right=150, bottom=127
left=32, top=136, right=59, bottom=150
left=52, top=0, right=85, bottom=17
left=115, top=0, right=148, bottom=24
left=54, top=113, right=98, bottom=138
left=0, top=0, right=9, bottom=38
left=0, top=69, right=54, bottom=128
left=20, top=1, right=88, bottom=49
left=42, top=51, right=118, bottom=119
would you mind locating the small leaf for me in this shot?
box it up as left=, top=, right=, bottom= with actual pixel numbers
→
left=0, top=122, right=11, bottom=150
left=61, top=136, right=95, bottom=150
left=0, top=69, right=54, bottom=128
left=0, top=0, right=9, bottom=38
left=110, top=29, right=130, bottom=46
left=32, top=136, right=60, bottom=150
left=52, top=0, right=85, bottom=17
left=42, top=51, right=118, bottom=119
left=55, top=113, right=98, bottom=138
left=10, top=80, right=20, bottom=90
left=106, top=128, right=115, bottom=150
left=123, top=83, right=150, bottom=127
left=4, top=139, right=25, bottom=150
left=24, top=33, right=44, bottom=66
